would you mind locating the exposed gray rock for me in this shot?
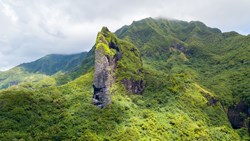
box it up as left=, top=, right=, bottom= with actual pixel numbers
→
left=93, top=48, right=114, bottom=107
left=171, top=43, right=187, bottom=53
left=92, top=27, right=145, bottom=108
left=121, top=78, right=145, bottom=94
left=92, top=27, right=120, bottom=108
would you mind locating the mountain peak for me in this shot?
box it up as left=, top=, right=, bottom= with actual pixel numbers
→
left=101, top=26, right=110, bottom=33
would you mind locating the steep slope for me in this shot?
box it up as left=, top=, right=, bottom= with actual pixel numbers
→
left=0, top=52, right=87, bottom=89
left=115, top=17, right=250, bottom=137
left=116, top=17, right=250, bottom=104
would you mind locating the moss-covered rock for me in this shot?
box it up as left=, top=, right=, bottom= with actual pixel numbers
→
left=93, top=27, right=145, bottom=107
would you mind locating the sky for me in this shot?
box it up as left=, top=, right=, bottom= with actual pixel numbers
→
left=0, top=0, right=249, bottom=71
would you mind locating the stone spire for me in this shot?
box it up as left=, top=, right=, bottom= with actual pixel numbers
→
left=92, top=27, right=144, bottom=108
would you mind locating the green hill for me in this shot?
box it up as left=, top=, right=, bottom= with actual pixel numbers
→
left=0, top=18, right=249, bottom=140
left=19, top=53, right=87, bottom=75
left=0, top=52, right=88, bottom=89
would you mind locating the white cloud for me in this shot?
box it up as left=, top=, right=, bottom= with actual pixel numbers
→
left=1, top=3, right=18, bottom=23
left=0, top=0, right=249, bottom=71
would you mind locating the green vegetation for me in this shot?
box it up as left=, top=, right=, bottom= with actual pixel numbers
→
left=96, top=27, right=143, bottom=81
left=0, top=18, right=249, bottom=140
left=116, top=17, right=250, bottom=105
left=20, top=53, right=87, bottom=75
left=116, top=39, right=143, bottom=81
left=0, top=69, right=242, bottom=140
left=0, top=67, right=47, bottom=89
left=0, top=52, right=88, bottom=89
left=95, top=30, right=117, bottom=57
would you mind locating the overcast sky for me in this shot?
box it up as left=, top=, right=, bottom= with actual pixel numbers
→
left=0, top=0, right=249, bottom=71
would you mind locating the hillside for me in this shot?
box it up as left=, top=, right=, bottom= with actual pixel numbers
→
left=116, top=18, right=250, bottom=105
left=0, top=18, right=249, bottom=140
left=0, top=52, right=87, bottom=89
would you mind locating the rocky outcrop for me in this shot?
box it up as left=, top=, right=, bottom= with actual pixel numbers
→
left=93, top=27, right=145, bottom=108
left=228, top=101, right=249, bottom=133
left=121, top=78, right=145, bottom=94
left=92, top=27, right=120, bottom=108
left=199, top=90, right=218, bottom=106
left=171, top=43, right=187, bottom=53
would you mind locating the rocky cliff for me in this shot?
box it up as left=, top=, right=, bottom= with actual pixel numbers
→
left=228, top=101, right=250, bottom=133
left=93, top=27, right=144, bottom=108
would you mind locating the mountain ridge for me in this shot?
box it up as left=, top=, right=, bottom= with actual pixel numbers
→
left=116, top=17, right=250, bottom=103
left=18, top=52, right=87, bottom=75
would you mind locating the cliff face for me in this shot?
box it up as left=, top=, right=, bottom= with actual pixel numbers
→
left=93, top=27, right=144, bottom=108
left=228, top=102, right=250, bottom=133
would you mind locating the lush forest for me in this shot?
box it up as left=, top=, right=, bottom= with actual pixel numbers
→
left=0, top=18, right=249, bottom=140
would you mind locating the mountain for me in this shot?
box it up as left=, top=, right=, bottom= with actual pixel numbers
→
left=0, top=52, right=88, bottom=89
left=115, top=17, right=250, bottom=136
left=115, top=17, right=250, bottom=106
left=0, top=18, right=249, bottom=140
left=19, top=53, right=87, bottom=75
